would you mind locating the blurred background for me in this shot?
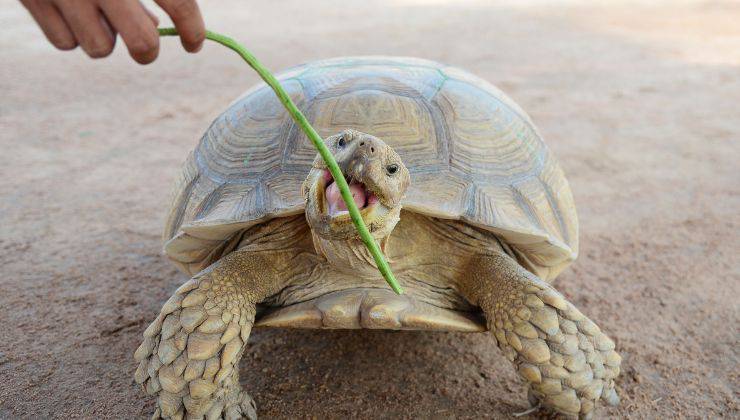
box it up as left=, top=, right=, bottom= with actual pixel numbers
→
left=1, top=0, right=738, bottom=418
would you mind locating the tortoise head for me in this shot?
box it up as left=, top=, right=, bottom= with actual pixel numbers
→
left=303, top=129, right=410, bottom=240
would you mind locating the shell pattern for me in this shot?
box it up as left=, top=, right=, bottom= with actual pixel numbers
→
left=164, top=57, right=578, bottom=281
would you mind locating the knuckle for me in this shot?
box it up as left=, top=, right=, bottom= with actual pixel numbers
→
left=164, top=0, right=197, bottom=17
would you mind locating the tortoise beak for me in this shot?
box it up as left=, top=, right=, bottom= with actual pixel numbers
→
left=321, top=168, right=380, bottom=217
left=302, top=130, right=408, bottom=240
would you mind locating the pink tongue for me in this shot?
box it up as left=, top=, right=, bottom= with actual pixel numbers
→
left=326, top=181, right=366, bottom=213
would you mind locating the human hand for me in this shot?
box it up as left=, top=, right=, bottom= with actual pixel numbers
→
left=20, top=0, right=205, bottom=64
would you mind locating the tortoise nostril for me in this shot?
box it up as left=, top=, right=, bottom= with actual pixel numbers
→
left=360, top=141, right=365, bottom=146
left=370, top=147, right=375, bottom=153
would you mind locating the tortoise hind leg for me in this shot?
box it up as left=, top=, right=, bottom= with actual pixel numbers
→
left=460, top=253, right=621, bottom=419
left=134, top=251, right=283, bottom=419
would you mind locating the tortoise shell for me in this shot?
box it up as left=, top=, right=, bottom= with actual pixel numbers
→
left=163, top=56, right=578, bottom=281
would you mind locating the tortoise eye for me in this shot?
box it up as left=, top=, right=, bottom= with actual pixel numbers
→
left=386, top=164, right=399, bottom=175
left=337, top=136, right=346, bottom=147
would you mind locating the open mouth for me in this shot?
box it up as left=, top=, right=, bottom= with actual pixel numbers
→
left=321, top=169, right=379, bottom=217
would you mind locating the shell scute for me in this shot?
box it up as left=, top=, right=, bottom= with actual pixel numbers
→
left=164, top=56, right=578, bottom=280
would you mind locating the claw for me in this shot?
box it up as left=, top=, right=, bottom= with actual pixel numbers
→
left=461, top=253, right=622, bottom=419
left=579, top=411, right=594, bottom=420
left=225, top=404, right=242, bottom=420
left=602, top=386, right=620, bottom=406
left=135, top=267, right=258, bottom=420
left=205, top=402, right=224, bottom=420
left=512, top=404, right=540, bottom=417
left=240, top=392, right=258, bottom=420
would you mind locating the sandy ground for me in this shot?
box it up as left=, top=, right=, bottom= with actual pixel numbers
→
left=1, top=0, right=738, bottom=418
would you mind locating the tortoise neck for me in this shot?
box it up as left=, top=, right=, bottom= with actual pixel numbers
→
left=311, top=232, right=388, bottom=277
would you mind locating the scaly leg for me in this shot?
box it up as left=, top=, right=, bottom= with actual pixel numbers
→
left=134, top=251, right=283, bottom=419
left=460, top=253, right=621, bottom=419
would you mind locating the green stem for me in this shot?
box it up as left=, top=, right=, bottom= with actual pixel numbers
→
left=159, top=27, right=402, bottom=294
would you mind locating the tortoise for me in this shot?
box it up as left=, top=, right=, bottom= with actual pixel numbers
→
left=134, top=56, right=621, bottom=419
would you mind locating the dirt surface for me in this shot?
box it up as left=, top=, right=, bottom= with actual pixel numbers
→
left=1, top=1, right=738, bottom=418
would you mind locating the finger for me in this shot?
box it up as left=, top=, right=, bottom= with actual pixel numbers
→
left=56, top=0, right=115, bottom=58
left=154, top=0, right=205, bottom=53
left=20, top=0, right=77, bottom=50
left=100, top=12, right=117, bottom=40
left=142, top=5, right=160, bottom=26
left=100, top=0, right=159, bottom=64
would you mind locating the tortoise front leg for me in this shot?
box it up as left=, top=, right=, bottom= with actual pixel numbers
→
left=134, top=251, right=283, bottom=419
left=460, top=253, right=621, bottom=419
